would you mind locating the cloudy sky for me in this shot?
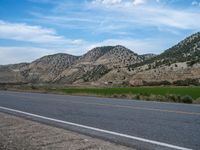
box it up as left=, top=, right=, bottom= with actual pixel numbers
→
left=0, top=0, right=200, bottom=64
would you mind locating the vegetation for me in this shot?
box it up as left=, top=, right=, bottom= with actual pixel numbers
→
left=1, top=83, right=200, bottom=104
left=57, top=86, right=200, bottom=104
left=142, top=79, right=200, bottom=86
left=173, top=79, right=200, bottom=86
left=129, top=32, right=200, bottom=69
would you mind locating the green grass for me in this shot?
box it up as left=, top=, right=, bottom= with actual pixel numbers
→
left=60, top=86, right=200, bottom=100
left=4, top=84, right=199, bottom=103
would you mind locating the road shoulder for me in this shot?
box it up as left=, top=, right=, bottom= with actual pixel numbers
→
left=0, top=112, right=133, bottom=150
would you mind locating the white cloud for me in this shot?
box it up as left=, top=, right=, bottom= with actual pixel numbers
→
left=133, top=0, right=147, bottom=5
left=89, top=1, right=200, bottom=30
left=94, top=0, right=122, bottom=5
left=29, top=0, right=200, bottom=35
left=93, top=0, right=159, bottom=6
left=0, top=36, right=173, bottom=64
left=1, top=1, right=199, bottom=65
left=0, top=20, right=84, bottom=45
left=192, top=1, right=200, bottom=6
left=0, top=45, right=86, bottom=65
left=86, top=38, right=172, bottom=55
left=0, top=47, right=52, bottom=64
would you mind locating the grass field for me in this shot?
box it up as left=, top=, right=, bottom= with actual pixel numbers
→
left=56, top=86, right=200, bottom=103
left=1, top=84, right=200, bottom=103
left=60, top=87, right=200, bottom=99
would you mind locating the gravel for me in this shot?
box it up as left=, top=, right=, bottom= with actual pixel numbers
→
left=0, top=112, right=133, bottom=150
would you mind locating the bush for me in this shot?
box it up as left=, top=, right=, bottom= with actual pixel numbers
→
left=142, top=80, right=171, bottom=86
left=30, top=85, right=37, bottom=90
left=180, top=95, right=193, bottom=104
left=173, top=79, right=200, bottom=86
left=187, top=60, right=198, bottom=67
left=119, top=94, right=127, bottom=98
left=167, top=94, right=177, bottom=102
left=112, top=94, right=119, bottom=98
left=167, top=94, right=181, bottom=102
left=135, top=94, right=140, bottom=100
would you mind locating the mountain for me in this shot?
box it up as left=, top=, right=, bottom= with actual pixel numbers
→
left=76, top=45, right=142, bottom=67
left=141, top=54, right=156, bottom=61
left=0, top=54, right=79, bottom=83
left=21, top=53, right=79, bottom=83
left=128, top=32, right=200, bottom=86
left=77, top=46, right=114, bottom=63
left=156, top=32, right=200, bottom=65
left=132, top=32, right=200, bottom=68
left=0, top=32, right=200, bottom=86
left=95, top=45, right=143, bottom=68
left=55, top=45, right=143, bottom=84
left=0, top=63, right=29, bottom=83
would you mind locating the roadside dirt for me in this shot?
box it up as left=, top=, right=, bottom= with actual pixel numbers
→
left=0, top=112, right=134, bottom=150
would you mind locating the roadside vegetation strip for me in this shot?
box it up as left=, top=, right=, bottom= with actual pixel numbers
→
left=1, top=85, right=200, bottom=103
left=58, top=87, right=200, bottom=103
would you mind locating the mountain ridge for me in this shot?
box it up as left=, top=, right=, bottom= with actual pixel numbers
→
left=0, top=32, right=200, bottom=86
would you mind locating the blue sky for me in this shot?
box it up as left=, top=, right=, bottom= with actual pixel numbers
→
left=0, top=0, right=200, bottom=64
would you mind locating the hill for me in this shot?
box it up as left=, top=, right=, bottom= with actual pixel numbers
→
left=0, top=32, right=200, bottom=86
left=55, top=45, right=143, bottom=84
left=128, top=32, right=200, bottom=86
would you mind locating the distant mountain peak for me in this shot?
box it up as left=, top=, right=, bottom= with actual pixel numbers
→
left=78, top=46, right=114, bottom=62
left=1, top=32, right=200, bottom=85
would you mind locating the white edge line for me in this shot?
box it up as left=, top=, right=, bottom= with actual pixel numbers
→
left=0, top=106, right=193, bottom=150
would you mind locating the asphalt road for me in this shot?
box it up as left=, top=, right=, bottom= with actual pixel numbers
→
left=0, top=91, right=199, bottom=150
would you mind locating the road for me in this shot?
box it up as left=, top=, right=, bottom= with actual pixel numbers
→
left=0, top=90, right=199, bottom=150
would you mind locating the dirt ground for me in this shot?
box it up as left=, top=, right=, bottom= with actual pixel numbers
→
left=0, top=112, right=134, bottom=150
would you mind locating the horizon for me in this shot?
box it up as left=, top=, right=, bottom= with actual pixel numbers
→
left=0, top=44, right=157, bottom=65
left=0, top=0, right=200, bottom=64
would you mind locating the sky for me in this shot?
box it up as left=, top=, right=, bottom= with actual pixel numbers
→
left=0, top=0, right=200, bottom=64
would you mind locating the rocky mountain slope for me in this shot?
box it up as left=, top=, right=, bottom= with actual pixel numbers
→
left=128, top=32, right=200, bottom=85
left=140, top=54, right=156, bottom=61
left=21, top=53, right=79, bottom=82
left=55, top=45, right=143, bottom=84
left=131, top=32, right=200, bottom=68
left=0, top=54, right=79, bottom=83
left=0, top=32, right=200, bottom=86
left=0, top=63, right=29, bottom=83
left=156, top=32, right=200, bottom=65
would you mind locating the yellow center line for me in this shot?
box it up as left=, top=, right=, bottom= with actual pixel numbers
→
left=1, top=93, right=200, bottom=116
left=69, top=101, right=200, bottom=116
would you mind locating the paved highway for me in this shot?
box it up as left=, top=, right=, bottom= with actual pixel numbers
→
left=0, top=91, right=199, bottom=150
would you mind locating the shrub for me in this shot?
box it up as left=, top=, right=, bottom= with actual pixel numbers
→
left=112, top=94, right=119, bottom=98
left=135, top=94, right=140, bottom=100
left=167, top=94, right=176, bottom=102
left=173, top=79, right=200, bottom=86
left=30, top=85, right=37, bottom=90
left=142, top=80, right=171, bottom=86
left=187, top=60, right=198, bottom=67
left=119, top=94, right=127, bottom=98
left=180, top=95, right=193, bottom=104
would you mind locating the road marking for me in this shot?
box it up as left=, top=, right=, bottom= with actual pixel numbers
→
left=68, top=101, right=200, bottom=116
left=2, top=90, right=200, bottom=107
left=0, top=106, right=193, bottom=150
left=1, top=92, right=200, bottom=116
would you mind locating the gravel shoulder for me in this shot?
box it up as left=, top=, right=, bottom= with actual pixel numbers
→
left=0, top=112, right=133, bottom=150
